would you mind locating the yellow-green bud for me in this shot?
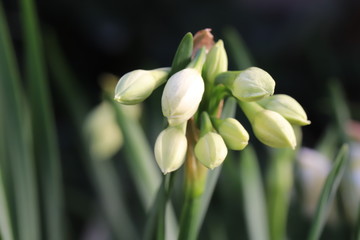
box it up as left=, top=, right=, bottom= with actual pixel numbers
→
left=202, top=40, right=228, bottom=84
left=233, top=67, right=275, bottom=102
left=217, top=118, right=249, bottom=150
left=253, top=110, right=296, bottom=149
left=154, top=126, right=187, bottom=174
left=162, top=68, right=205, bottom=126
left=83, top=102, right=123, bottom=161
left=114, top=67, right=170, bottom=105
left=257, top=94, right=310, bottom=126
left=195, top=132, right=228, bottom=169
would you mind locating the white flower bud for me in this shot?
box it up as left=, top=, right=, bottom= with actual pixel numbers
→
left=217, top=118, right=249, bottom=150
left=202, top=40, right=228, bottom=84
left=232, top=67, right=275, bottom=102
left=258, top=94, right=310, bottom=126
left=253, top=110, right=296, bottom=149
left=83, top=102, right=123, bottom=161
left=297, top=148, right=333, bottom=219
left=162, top=68, right=205, bottom=126
left=195, top=132, right=228, bottom=169
left=114, top=68, right=169, bottom=105
left=154, top=126, right=188, bottom=174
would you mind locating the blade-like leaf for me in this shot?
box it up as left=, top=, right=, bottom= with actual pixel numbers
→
left=20, top=0, right=65, bottom=239
left=170, top=32, right=193, bottom=75
left=45, top=30, right=138, bottom=239
left=266, top=148, right=295, bottom=240
left=108, top=96, right=161, bottom=209
left=0, top=2, right=40, bottom=239
left=308, top=144, right=349, bottom=240
left=0, top=111, right=14, bottom=240
left=328, top=79, right=351, bottom=143
left=239, top=145, right=269, bottom=240
left=223, top=27, right=255, bottom=69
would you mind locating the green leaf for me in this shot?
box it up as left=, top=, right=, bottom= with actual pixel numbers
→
left=239, top=145, right=269, bottom=240
left=354, top=205, right=360, bottom=240
left=308, top=144, right=349, bottom=240
left=222, top=27, right=255, bottom=69
left=170, top=32, right=193, bottom=75
left=0, top=2, right=40, bottom=239
left=266, top=148, right=295, bottom=240
left=86, top=152, right=139, bottom=239
left=0, top=115, right=14, bottom=240
left=328, top=79, right=351, bottom=144
left=108, top=96, right=161, bottom=209
left=20, top=0, right=65, bottom=239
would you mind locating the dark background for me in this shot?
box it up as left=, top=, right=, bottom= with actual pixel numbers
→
left=5, top=0, right=360, bottom=142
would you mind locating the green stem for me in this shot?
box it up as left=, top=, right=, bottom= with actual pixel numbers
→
left=214, top=71, right=239, bottom=86
left=156, top=173, right=174, bottom=240
left=238, top=101, right=264, bottom=123
left=178, top=119, right=208, bottom=240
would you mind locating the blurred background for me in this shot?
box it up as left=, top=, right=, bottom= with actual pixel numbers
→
left=2, top=0, right=360, bottom=239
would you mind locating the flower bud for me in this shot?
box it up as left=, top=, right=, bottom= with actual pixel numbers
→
left=114, top=68, right=170, bottom=105
left=202, top=40, right=228, bottom=84
left=297, top=148, right=333, bottom=219
left=232, top=67, right=275, bottom=102
left=154, top=126, right=187, bottom=174
left=252, top=110, right=296, bottom=149
left=195, top=132, right=228, bottom=169
left=257, top=94, right=310, bottom=126
left=162, top=68, right=205, bottom=126
left=217, top=118, right=249, bottom=150
left=83, top=102, right=123, bottom=161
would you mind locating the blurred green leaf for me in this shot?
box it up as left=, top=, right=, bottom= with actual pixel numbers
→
left=354, top=206, right=360, bottom=240
left=0, top=2, right=40, bottom=239
left=44, top=29, right=89, bottom=123
left=0, top=115, right=14, bottom=240
left=20, top=0, right=65, bottom=239
left=328, top=79, right=351, bottom=143
left=86, top=152, right=138, bottom=239
left=239, top=145, right=269, bottom=240
left=108, top=96, right=161, bottom=209
left=267, top=148, right=295, bottom=240
left=308, top=144, right=349, bottom=240
left=45, top=30, right=138, bottom=239
left=170, top=32, right=193, bottom=75
left=223, top=27, right=255, bottom=69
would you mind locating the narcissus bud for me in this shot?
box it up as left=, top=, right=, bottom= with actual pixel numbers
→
left=202, top=40, right=228, bottom=84
left=257, top=94, right=310, bottom=126
left=83, top=102, right=123, bottom=161
left=154, top=126, right=187, bottom=174
left=114, top=68, right=170, bottom=105
left=195, top=132, right=228, bottom=169
left=217, top=118, right=249, bottom=150
left=216, top=67, right=275, bottom=102
left=253, top=110, right=296, bottom=149
left=233, top=67, right=275, bottom=101
left=162, top=68, right=205, bottom=126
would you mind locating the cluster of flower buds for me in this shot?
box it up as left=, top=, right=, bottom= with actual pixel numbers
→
left=114, top=29, right=310, bottom=174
